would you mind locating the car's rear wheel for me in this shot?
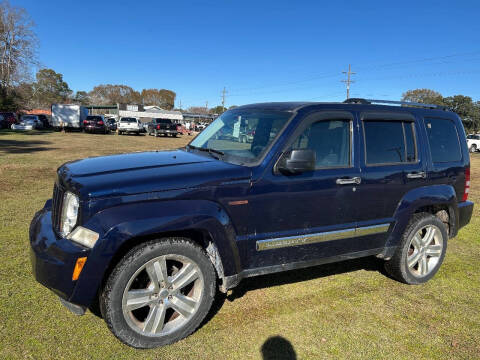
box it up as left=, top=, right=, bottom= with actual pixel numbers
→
left=100, top=238, right=216, bottom=348
left=384, top=213, right=447, bottom=284
left=470, top=144, right=477, bottom=153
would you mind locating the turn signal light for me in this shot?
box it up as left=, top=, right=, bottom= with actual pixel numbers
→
left=72, top=257, right=87, bottom=281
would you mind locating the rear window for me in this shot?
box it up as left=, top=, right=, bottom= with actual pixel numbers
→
left=155, top=119, right=172, bottom=124
left=425, top=118, right=462, bottom=163
left=86, top=116, right=103, bottom=121
left=363, top=120, right=417, bottom=165
left=121, top=117, right=136, bottom=122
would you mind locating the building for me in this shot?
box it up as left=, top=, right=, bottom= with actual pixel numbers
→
left=101, top=104, right=183, bottom=123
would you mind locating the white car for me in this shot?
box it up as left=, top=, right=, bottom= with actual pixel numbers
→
left=118, top=117, right=143, bottom=135
left=11, top=115, right=43, bottom=130
left=467, top=134, right=480, bottom=153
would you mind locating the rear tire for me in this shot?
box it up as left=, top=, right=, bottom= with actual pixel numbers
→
left=470, top=144, right=477, bottom=153
left=384, top=213, right=447, bottom=284
left=100, top=238, right=216, bottom=348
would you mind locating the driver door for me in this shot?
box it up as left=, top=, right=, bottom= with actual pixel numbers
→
left=244, top=111, right=364, bottom=270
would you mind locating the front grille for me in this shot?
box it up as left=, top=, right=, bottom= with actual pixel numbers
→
left=52, top=182, right=65, bottom=233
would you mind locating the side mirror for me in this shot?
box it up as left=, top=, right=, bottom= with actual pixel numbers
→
left=277, top=149, right=316, bottom=175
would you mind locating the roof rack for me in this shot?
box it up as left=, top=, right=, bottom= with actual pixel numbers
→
left=343, top=98, right=450, bottom=111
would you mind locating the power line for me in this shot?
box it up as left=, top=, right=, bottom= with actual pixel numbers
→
left=341, top=64, right=356, bottom=99
left=227, top=50, right=480, bottom=96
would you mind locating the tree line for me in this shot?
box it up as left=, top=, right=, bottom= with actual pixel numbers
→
left=402, top=89, right=480, bottom=131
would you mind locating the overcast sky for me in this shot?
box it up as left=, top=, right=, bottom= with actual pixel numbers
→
left=13, top=0, right=480, bottom=108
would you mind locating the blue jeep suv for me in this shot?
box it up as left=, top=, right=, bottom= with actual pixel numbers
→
left=30, top=99, right=474, bottom=348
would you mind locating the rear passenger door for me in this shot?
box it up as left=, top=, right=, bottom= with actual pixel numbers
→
left=355, top=112, right=425, bottom=235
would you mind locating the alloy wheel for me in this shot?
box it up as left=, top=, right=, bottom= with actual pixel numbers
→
left=122, top=254, right=204, bottom=336
left=406, top=225, right=443, bottom=277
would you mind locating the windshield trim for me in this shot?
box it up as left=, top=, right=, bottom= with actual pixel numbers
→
left=187, top=109, right=297, bottom=167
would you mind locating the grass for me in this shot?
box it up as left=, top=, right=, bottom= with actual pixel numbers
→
left=0, top=129, right=479, bottom=359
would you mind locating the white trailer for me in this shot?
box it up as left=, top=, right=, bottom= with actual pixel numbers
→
left=51, top=104, right=89, bottom=129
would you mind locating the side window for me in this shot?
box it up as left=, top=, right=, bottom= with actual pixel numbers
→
left=425, top=118, right=462, bottom=163
left=363, top=120, right=417, bottom=165
left=291, top=119, right=351, bottom=168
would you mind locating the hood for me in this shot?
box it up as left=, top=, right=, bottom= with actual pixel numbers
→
left=58, top=149, right=251, bottom=199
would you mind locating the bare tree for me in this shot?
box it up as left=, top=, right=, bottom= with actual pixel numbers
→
left=0, top=0, right=37, bottom=91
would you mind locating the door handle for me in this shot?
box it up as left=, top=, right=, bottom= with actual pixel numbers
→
left=406, top=171, right=426, bottom=179
left=336, top=177, right=361, bottom=185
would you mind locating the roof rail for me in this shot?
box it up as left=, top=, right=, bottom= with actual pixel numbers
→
left=343, top=98, right=450, bottom=111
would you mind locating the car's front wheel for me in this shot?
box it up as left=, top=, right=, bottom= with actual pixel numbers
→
left=384, top=213, right=447, bottom=284
left=100, top=238, right=216, bottom=348
left=470, top=144, right=477, bottom=153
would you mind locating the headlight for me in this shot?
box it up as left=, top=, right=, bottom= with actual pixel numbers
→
left=60, top=191, right=79, bottom=237
left=67, top=226, right=99, bottom=248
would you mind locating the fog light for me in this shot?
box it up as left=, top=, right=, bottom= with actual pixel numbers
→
left=67, top=226, right=99, bottom=248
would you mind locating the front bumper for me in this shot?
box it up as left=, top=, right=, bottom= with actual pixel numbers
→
left=30, top=206, right=90, bottom=303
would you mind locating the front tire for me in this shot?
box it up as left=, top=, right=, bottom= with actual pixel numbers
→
left=100, top=238, right=216, bottom=348
left=384, top=213, right=447, bottom=284
left=470, top=144, right=477, bottom=153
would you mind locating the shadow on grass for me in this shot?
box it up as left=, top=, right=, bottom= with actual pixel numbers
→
left=0, top=129, right=56, bottom=136
left=261, top=336, right=296, bottom=360
left=227, top=256, right=386, bottom=302
left=0, top=138, right=56, bottom=154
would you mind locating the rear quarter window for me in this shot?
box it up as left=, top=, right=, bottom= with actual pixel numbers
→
left=425, top=118, right=462, bottom=163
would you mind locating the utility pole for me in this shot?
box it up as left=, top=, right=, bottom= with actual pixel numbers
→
left=341, top=64, right=356, bottom=99
left=178, top=99, right=182, bottom=110
left=205, top=100, right=208, bottom=112
left=221, top=87, right=227, bottom=109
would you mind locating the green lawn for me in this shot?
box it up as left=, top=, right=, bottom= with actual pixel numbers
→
left=0, top=130, right=479, bottom=359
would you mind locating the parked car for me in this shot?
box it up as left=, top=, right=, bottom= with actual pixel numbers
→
left=0, top=111, right=18, bottom=128
left=196, top=123, right=206, bottom=131
left=36, top=114, right=51, bottom=128
left=106, top=118, right=117, bottom=132
left=83, top=115, right=108, bottom=134
left=147, top=118, right=178, bottom=137
left=30, top=98, right=473, bottom=348
left=118, top=117, right=142, bottom=135
left=466, top=134, right=480, bottom=153
left=12, top=115, right=43, bottom=130
left=176, top=123, right=192, bottom=136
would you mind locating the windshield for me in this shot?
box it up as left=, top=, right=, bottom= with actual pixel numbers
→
left=155, top=119, right=172, bottom=124
left=21, top=115, right=36, bottom=121
left=467, top=135, right=479, bottom=139
left=189, top=109, right=292, bottom=165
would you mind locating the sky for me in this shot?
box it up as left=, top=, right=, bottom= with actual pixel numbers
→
left=12, top=0, right=480, bottom=109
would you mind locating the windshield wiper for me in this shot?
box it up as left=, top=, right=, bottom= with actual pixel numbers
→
left=187, top=145, right=224, bottom=159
